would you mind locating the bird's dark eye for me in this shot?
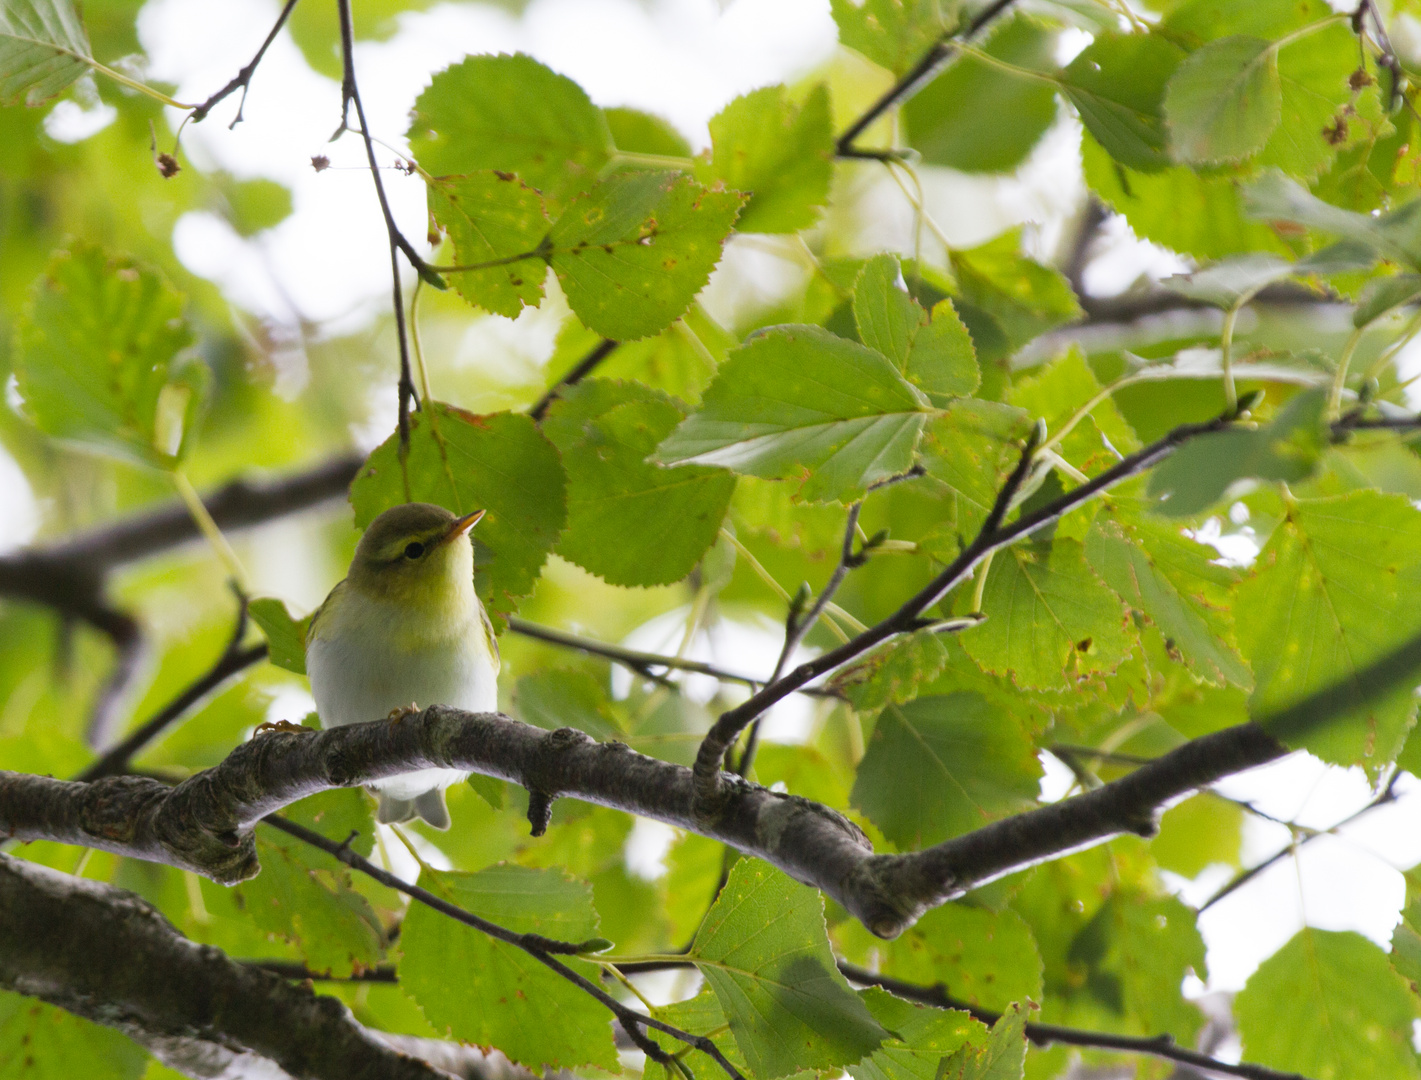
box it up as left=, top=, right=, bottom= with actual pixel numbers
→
left=403, top=542, right=425, bottom=560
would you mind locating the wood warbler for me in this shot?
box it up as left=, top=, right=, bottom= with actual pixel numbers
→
left=306, top=502, right=499, bottom=829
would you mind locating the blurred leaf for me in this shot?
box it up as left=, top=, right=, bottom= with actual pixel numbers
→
left=1151, top=793, right=1242, bottom=877
left=217, top=176, right=292, bottom=238
left=0, top=0, right=90, bottom=106
left=399, top=864, right=618, bottom=1071
left=14, top=242, right=199, bottom=468
left=698, top=83, right=832, bottom=234
left=1244, top=170, right=1421, bottom=269
left=604, top=106, right=691, bottom=157
left=1061, top=31, right=1183, bottom=172
left=0, top=991, right=146, bottom=1078
left=1236, top=929, right=1420, bottom=1080
left=1353, top=273, right=1421, bottom=328
left=234, top=831, right=384, bottom=978
left=918, top=401, right=1034, bottom=553
left=1161, top=253, right=1295, bottom=307
left=1235, top=490, right=1421, bottom=773
left=1147, top=388, right=1328, bottom=517
left=514, top=669, right=623, bottom=739
left=831, top=0, right=954, bottom=77
left=542, top=379, right=735, bottom=586
left=248, top=597, right=310, bottom=675
left=1085, top=510, right=1249, bottom=686
left=961, top=540, right=1134, bottom=690
left=691, top=859, right=888, bottom=1077
left=428, top=172, right=549, bottom=318
left=948, top=231, right=1081, bottom=355
left=1164, top=36, right=1280, bottom=164
left=880, top=902, right=1044, bottom=1013
left=905, top=16, right=1058, bottom=174
left=850, top=987, right=987, bottom=1080
left=852, top=693, right=1041, bottom=848
left=408, top=53, right=614, bottom=213
left=655, top=324, right=932, bottom=503
left=545, top=171, right=743, bottom=340
left=350, top=404, right=567, bottom=624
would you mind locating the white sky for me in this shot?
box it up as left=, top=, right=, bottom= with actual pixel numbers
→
left=6, top=0, right=1421, bottom=1016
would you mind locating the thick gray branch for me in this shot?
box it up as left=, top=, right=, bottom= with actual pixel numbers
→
left=0, top=853, right=446, bottom=1080
left=0, top=708, right=1285, bottom=937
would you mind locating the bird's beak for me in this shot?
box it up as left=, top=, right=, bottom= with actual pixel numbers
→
left=442, top=509, right=486, bottom=544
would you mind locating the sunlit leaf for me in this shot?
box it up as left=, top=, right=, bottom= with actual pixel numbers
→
left=428, top=172, right=549, bottom=318
left=691, top=859, right=887, bottom=1077
left=850, top=987, right=986, bottom=1080
left=0, top=991, right=146, bottom=1079
left=247, top=597, right=310, bottom=675
left=1061, top=32, right=1183, bottom=172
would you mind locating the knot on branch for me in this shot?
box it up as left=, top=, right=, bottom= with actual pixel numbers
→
left=79, top=776, right=169, bottom=843
left=523, top=727, right=594, bottom=836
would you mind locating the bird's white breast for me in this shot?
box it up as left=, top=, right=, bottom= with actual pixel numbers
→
left=306, top=591, right=498, bottom=801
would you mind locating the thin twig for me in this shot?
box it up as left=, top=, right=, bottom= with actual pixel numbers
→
left=1198, top=770, right=1404, bottom=913
left=835, top=0, right=1023, bottom=156
left=736, top=501, right=864, bottom=778
left=264, top=816, right=745, bottom=1079
left=189, top=0, right=301, bottom=126
left=333, top=0, right=422, bottom=449
left=528, top=339, right=620, bottom=422
left=505, top=616, right=840, bottom=699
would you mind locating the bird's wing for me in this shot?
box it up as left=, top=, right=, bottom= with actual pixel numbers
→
left=479, top=599, right=501, bottom=675
left=304, top=579, right=346, bottom=645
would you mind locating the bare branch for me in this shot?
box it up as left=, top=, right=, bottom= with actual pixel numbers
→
left=188, top=0, right=301, bottom=127
left=0, top=853, right=445, bottom=1080
left=528, top=339, right=620, bottom=422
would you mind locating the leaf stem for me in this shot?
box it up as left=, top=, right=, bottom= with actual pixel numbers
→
left=170, top=470, right=249, bottom=592
left=1327, top=325, right=1365, bottom=418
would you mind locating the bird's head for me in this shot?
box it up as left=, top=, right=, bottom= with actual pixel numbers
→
left=348, top=502, right=484, bottom=609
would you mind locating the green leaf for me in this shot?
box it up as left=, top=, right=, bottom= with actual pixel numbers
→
left=14, top=242, right=199, bottom=468
left=282, top=788, right=376, bottom=860
left=935, top=1002, right=1027, bottom=1080
left=904, top=16, right=1058, bottom=174
left=691, top=859, right=888, bottom=1077
left=854, top=255, right=978, bottom=405
left=1146, top=388, right=1328, bottom=517
left=0, top=0, right=91, bottom=106
left=428, top=172, right=550, bottom=318
left=948, top=231, right=1082, bottom=355
left=1151, top=793, right=1243, bottom=877
left=399, top=864, right=618, bottom=1071
left=247, top=597, right=311, bottom=675
left=961, top=540, right=1134, bottom=690
left=514, top=669, right=624, bottom=740
left=0, top=991, right=146, bottom=1079
left=918, top=401, right=1034, bottom=555
left=1083, top=133, right=1287, bottom=261
left=1244, top=170, right=1421, bottom=269
left=852, top=694, right=1041, bottom=848
left=349, top=404, right=567, bottom=624
left=1235, top=491, right=1421, bottom=772
left=545, top=171, right=744, bottom=341
left=1085, top=510, right=1250, bottom=686
left=408, top=53, right=614, bottom=213
left=655, top=324, right=932, bottom=503
left=830, top=630, right=950, bottom=711
left=1165, top=36, right=1280, bottom=164
left=1068, top=893, right=1207, bottom=1041
left=1161, top=253, right=1295, bottom=308
left=235, top=830, right=384, bottom=978
left=542, top=379, right=736, bottom=586
left=1353, top=273, right=1421, bottom=328
left=697, top=83, right=832, bottom=234
left=604, top=106, right=691, bottom=157
left=1236, top=929, right=1420, bottom=1080
left=1260, top=22, right=1382, bottom=181
left=644, top=990, right=754, bottom=1080
left=217, top=175, right=294, bottom=237
left=1061, top=31, right=1184, bottom=172
left=880, top=903, right=1044, bottom=1013
left=830, top=0, right=954, bottom=77
left=850, top=987, right=986, bottom=1080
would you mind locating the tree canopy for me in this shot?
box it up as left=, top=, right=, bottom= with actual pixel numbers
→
left=4, top=0, right=1421, bottom=1078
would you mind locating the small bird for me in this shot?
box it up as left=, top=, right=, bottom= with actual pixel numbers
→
left=305, top=502, right=499, bottom=829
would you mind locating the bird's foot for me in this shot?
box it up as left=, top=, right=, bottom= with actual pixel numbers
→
left=386, top=702, right=421, bottom=724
